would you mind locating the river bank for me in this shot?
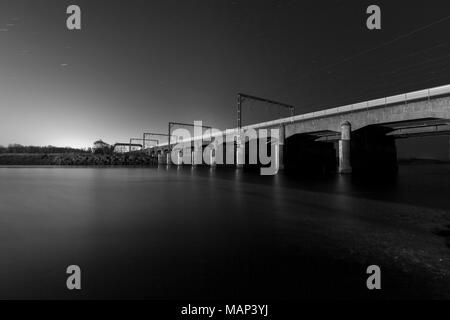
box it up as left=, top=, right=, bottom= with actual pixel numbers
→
left=0, top=152, right=156, bottom=166
left=1, top=153, right=449, bottom=167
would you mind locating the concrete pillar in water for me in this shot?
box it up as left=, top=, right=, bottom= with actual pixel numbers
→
left=209, top=148, right=216, bottom=167
left=182, top=146, right=191, bottom=165
left=193, top=140, right=203, bottom=166
left=166, top=149, right=172, bottom=165
left=339, top=121, right=352, bottom=174
left=236, top=133, right=245, bottom=168
left=191, top=148, right=203, bottom=166
left=157, top=151, right=165, bottom=165
left=173, top=149, right=182, bottom=166
left=191, top=147, right=196, bottom=166
left=278, top=125, right=285, bottom=170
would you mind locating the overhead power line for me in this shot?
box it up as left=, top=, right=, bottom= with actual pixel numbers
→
left=309, top=14, right=450, bottom=77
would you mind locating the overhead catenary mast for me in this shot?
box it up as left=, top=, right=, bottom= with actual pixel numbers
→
left=237, top=93, right=295, bottom=129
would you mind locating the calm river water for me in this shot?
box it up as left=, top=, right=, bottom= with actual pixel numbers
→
left=1, top=164, right=450, bottom=299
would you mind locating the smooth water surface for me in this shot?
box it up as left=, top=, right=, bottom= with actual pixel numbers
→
left=1, top=165, right=450, bottom=299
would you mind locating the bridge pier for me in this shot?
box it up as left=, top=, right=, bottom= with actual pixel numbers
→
left=180, top=146, right=189, bottom=165
left=190, top=147, right=195, bottom=166
left=156, top=151, right=161, bottom=164
left=166, top=149, right=172, bottom=165
left=209, top=148, right=216, bottom=167
left=191, top=141, right=203, bottom=166
left=236, top=135, right=245, bottom=169
left=171, top=148, right=183, bottom=165
left=157, top=150, right=167, bottom=165
left=339, top=121, right=352, bottom=174
left=278, top=125, right=285, bottom=170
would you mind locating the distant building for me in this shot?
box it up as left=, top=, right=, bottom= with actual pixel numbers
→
left=92, top=140, right=110, bottom=153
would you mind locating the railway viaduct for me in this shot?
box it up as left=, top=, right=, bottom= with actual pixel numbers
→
left=146, top=84, right=450, bottom=175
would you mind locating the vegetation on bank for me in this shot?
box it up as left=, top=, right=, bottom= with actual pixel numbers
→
left=0, top=145, right=447, bottom=166
left=0, top=142, right=158, bottom=165
left=0, top=144, right=92, bottom=154
left=0, top=142, right=119, bottom=155
left=0, top=152, right=157, bottom=166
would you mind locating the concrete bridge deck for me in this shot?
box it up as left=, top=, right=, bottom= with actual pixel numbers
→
left=245, top=84, right=450, bottom=133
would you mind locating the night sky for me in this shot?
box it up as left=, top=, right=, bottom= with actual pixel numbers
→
left=0, top=0, right=449, bottom=150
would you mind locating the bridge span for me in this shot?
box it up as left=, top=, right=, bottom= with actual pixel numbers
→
left=146, top=84, right=450, bottom=175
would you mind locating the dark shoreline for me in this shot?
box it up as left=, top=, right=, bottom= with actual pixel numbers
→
left=0, top=152, right=157, bottom=166
left=0, top=153, right=448, bottom=166
left=398, top=158, right=450, bottom=165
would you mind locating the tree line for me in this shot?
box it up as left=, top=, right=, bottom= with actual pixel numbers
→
left=0, top=144, right=92, bottom=154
